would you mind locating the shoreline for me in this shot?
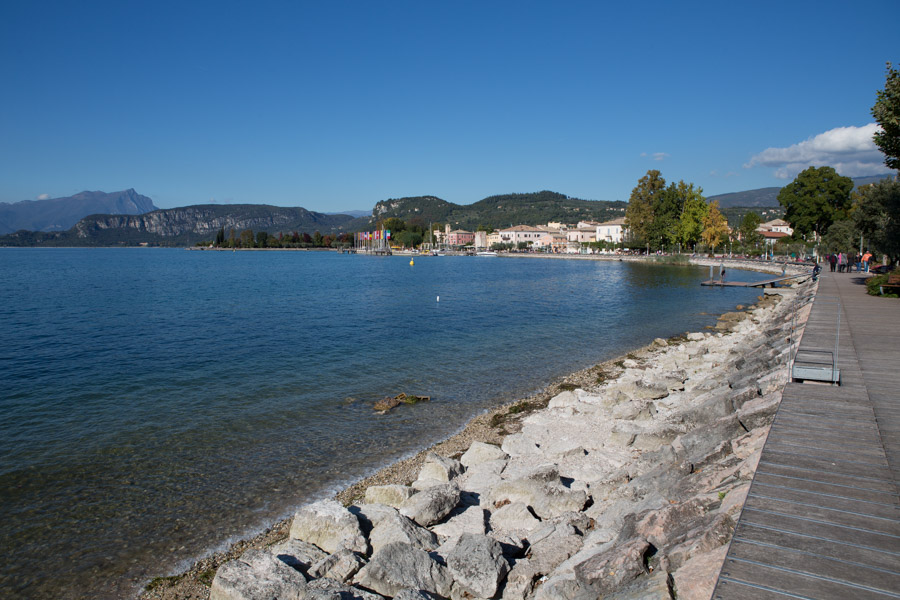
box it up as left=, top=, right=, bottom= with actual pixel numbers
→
left=138, top=257, right=808, bottom=600
left=139, top=347, right=654, bottom=599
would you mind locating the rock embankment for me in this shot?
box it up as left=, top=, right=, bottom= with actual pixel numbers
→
left=204, top=281, right=813, bottom=600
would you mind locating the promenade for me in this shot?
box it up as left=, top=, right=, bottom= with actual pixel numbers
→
left=714, top=271, right=900, bottom=599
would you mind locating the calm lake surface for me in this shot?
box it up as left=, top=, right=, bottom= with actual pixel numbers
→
left=0, top=249, right=769, bottom=598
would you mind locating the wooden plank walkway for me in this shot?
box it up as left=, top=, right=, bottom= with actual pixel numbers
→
left=701, top=273, right=812, bottom=288
left=713, top=272, right=900, bottom=600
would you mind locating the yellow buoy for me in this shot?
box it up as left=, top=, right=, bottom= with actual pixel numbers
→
left=410, top=258, right=415, bottom=266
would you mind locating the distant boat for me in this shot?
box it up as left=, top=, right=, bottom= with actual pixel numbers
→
left=476, top=251, right=498, bottom=257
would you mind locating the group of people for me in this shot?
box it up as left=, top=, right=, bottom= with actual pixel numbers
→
left=826, top=251, right=873, bottom=273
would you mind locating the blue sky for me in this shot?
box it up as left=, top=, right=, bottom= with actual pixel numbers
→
left=1, top=1, right=896, bottom=211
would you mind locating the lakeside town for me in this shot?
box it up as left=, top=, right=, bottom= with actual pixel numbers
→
left=354, top=217, right=794, bottom=257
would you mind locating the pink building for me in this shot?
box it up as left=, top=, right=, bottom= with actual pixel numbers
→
left=447, top=229, right=475, bottom=246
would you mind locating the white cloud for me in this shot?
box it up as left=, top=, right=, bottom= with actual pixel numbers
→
left=745, top=123, right=887, bottom=179
left=37, top=193, right=50, bottom=200
left=641, top=152, right=669, bottom=161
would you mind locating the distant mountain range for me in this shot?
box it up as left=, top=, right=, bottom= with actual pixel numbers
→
left=0, top=204, right=359, bottom=247
left=0, top=189, right=157, bottom=235
left=1, top=175, right=894, bottom=246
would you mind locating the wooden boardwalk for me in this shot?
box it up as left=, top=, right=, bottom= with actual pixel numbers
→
left=713, top=272, right=900, bottom=600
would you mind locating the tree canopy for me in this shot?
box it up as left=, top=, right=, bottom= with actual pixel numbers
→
left=777, top=166, right=853, bottom=239
left=625, top=170, right=665, bottom=245
left=853, top=179, right=900, bottom=264
left=872, top=62, right=900, bottom=171
left=701, top=201, right=729, bottom=251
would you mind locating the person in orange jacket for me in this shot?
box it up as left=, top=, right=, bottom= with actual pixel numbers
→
left=862, top=251, right=873, bottom=272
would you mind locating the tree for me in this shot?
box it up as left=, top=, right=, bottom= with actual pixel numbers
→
left=313, top=231, right=323, bottom=247
left=701, top=200, right=729, bottom=253
left=239, top=229, right=254, bottom=248
left=625, top=170, right=666, bottom=247
left=381, top=218, right=407, bottom=235
left=777, top=166, right=853, bottom=239
left=395, top=230, right=422, bottom=248
left=738, top=212, right=763, bottom=249
left=853, top=179, right=900, bottom=264
left=872, top=62, right=900, bottom=171
left=678, top=196, right=708, bottom=251
left=648, top=182, right=684, bottom=250
left=256, top=231, right=269, bottom=248
left=215, top=227, right=225, bottom=246
left=821, top=219, right=859, bottom=254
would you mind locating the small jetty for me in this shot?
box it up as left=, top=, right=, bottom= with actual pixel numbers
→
left=713, top=272, right=900, bottom=599
left=701, top=273, right=810, bottom=288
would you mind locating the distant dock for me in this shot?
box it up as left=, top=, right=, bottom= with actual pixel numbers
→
left=702, top=272, right=811, bottom=288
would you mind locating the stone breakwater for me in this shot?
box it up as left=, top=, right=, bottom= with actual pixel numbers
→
left=198, top=280, right=813, bottom=600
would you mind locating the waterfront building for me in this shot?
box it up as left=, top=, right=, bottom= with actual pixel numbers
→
left=447, top=229, right=475, bottom=246
left=756, top=219, right=793, bottom=236
left=538, top=232, right=568, bottom=252
left=498, top=225, right=547, bottom=248
left=596, top=217, right=627, bottom=244
left=566, top=226, right=596, bottom=244
left=474, top=231, right=488, bottom=249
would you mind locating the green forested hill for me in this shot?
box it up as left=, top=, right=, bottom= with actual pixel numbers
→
left=367, top=191, right=626, bottom=230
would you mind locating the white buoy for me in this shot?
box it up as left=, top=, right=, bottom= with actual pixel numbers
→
left=437, top=296, right=440, bottom=302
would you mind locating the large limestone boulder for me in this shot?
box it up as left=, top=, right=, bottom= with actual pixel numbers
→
left=210, top=549, right=307, bottom=600
left=308, top=548, right=367, bottom=583
left=354, top=542, right=453, bottom=598
left=399, top=482, right=461, bottom=527
left=488, top=502, right=541, bottom=535
left=417, top=452, right=465, bottom=482
left=573, top=537, right=651, bottom=594
left=672, top=545, right=728, bottom=600
left=457, top=458, right=507, bottom=497
left=430, top=505, right=487, bottom=539
left=523, top=523, right=584, bottom=576
left=548, top=390, right=579, bottom=408
left=369, top=510, right=439, bottom=555
left=446, top=533, right=510, bottom=599
left=349, top=503, right=398, bottom=537
left=290, top=499, right=367, bottom=555
left=488, top=465, right=587, bottom=519
left=365, top=484, right=415, bottom=508
left=460, top=441, right=508, bottom=468
left=304, top=577, right=385, bottom=600
left=268, top=538, right=329, bottom=574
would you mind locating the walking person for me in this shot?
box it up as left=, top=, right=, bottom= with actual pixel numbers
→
left=829, top=253, right=837, bottom=272
left=838, top=252, right=845, bottom=273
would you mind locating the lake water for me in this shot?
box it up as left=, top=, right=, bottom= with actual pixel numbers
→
left=0, top=249, right=768, bottom=598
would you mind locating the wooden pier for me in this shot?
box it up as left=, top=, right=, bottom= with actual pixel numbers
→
left=713, top=272, right=900, bottom=599
left=702, top=273, right=812, bottom=288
